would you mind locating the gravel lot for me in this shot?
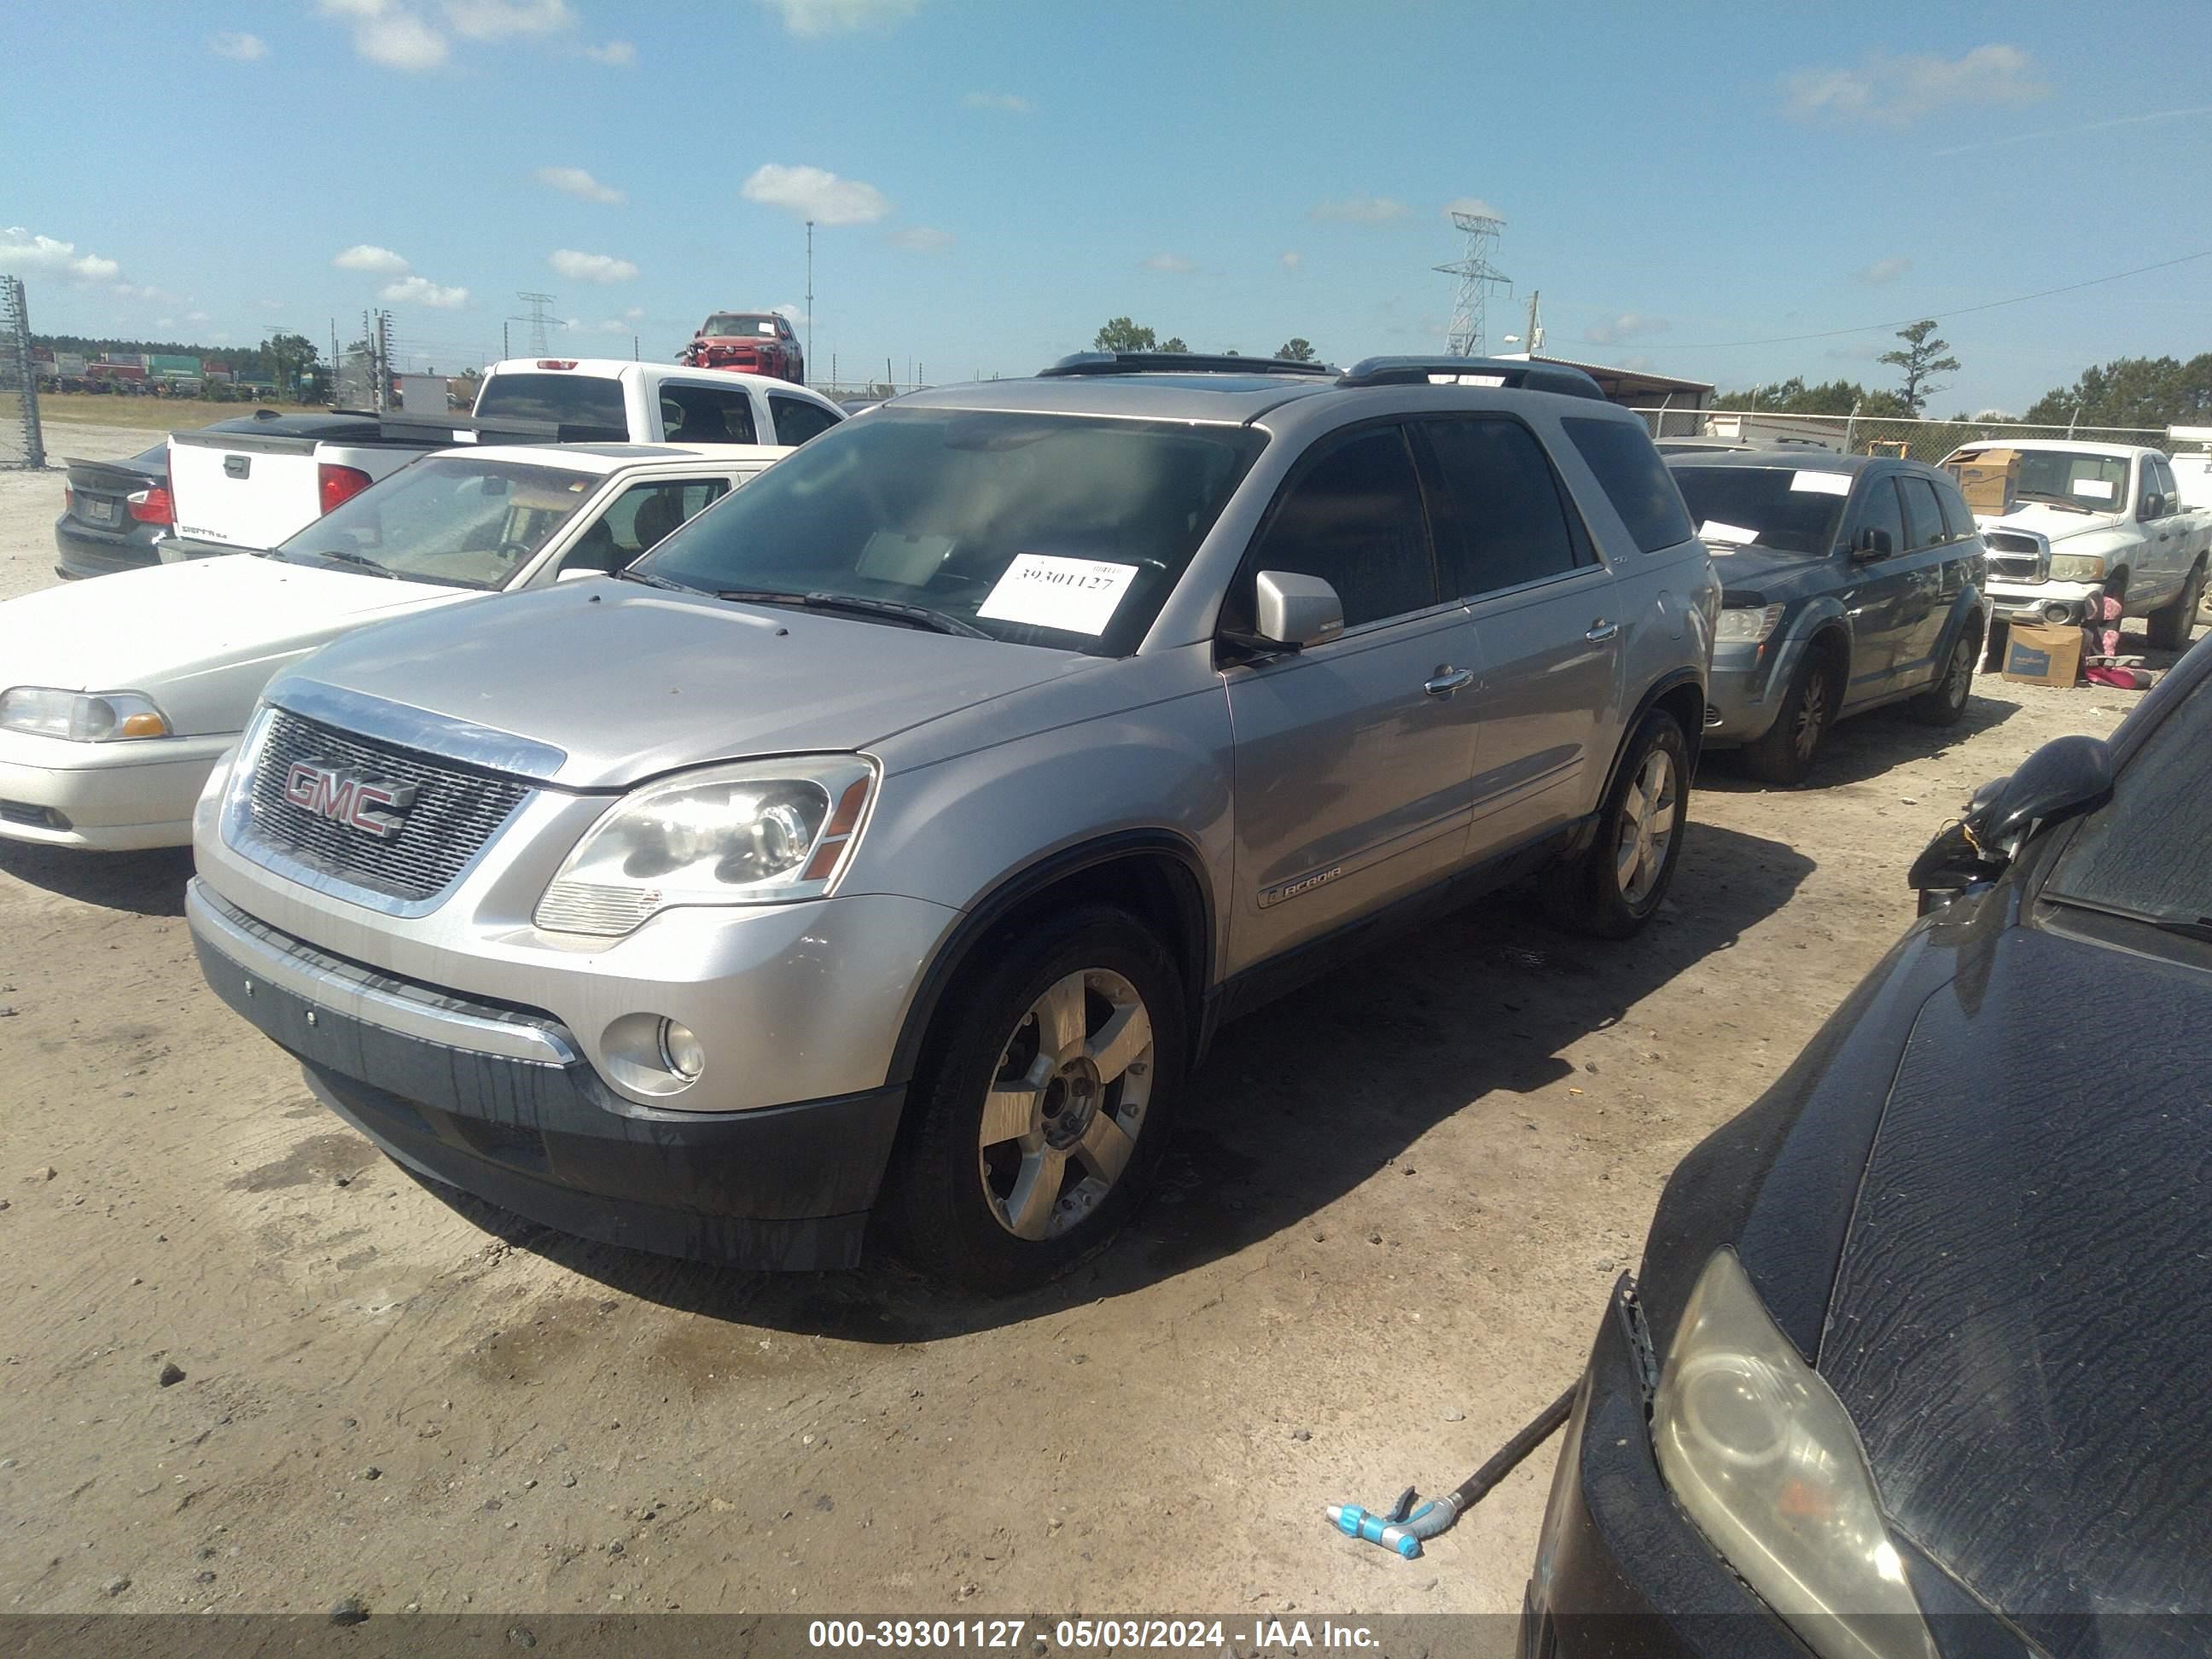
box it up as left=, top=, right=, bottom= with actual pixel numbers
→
left=0, top=422, right=2175, bottom=1621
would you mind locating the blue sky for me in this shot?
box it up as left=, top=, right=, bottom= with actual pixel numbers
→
left=5, top=0, right=2212, bottom=412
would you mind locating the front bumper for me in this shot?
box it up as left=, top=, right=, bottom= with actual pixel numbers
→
left=1986, top=579, right=2100, bottom=626
left=1699, top=637, right=1798, bottom=747
left=0, top=727, right=235, bottom=850
left=188, top=879, right=905, bottom=1268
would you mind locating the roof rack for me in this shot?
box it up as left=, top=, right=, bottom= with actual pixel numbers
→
left=1039, top=351, right=1336, bottom=379
left=1336, top=356, right=1604, bottom=400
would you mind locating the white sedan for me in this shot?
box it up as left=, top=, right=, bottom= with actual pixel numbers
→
left=0, top=441, right=784, bottom=850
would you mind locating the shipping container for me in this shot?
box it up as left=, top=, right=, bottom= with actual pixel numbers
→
left=148, top=353, right=201, bottom=377
left=104, top=352, right=147, bottom=368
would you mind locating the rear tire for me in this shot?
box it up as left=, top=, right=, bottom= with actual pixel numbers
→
left=1740, top=648, right=1837, bottom=785
left=1908, top=622, right=1980, bottom=726
left=877, top=904, right=1186, bottom=1294
left=2146, top=562, right=2204, bottom=652
left=1542, top=708, right=1690, bottom=940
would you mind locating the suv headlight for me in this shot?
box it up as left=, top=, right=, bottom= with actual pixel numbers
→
left=1653, top=1251, right=1934, bottom=1659
left=2049, top=553, right=2106, bottom=583
left=535, top=755, right=876, bottom=937
left=1714, top=602, right=1786, bottom=644
left=0, top=687, right=172, bottom=742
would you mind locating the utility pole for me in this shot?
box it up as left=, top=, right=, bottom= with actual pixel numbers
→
left=515, top=291, right=556, bottom=357
left=502, top=321, right=509, bottom=360
left=1522, top=290, right=1543, bottom=356
left=805, top=219, right=815, bottom=387
left=1434, top=207, right=1510, bottom=357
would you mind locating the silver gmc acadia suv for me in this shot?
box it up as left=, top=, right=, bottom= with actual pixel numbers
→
left=188, top=352, right=1718, bottom=1291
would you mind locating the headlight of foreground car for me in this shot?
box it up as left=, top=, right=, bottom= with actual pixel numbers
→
left=1714, top=603, right=1786, bottom=645
left=0, top=687, right=172, bottom=742
left=2048, top=553, right=2106, bottom=584
left=1653, top=1250, right=1935, bottom=1659
left=534, top=755, right=876, bottom=936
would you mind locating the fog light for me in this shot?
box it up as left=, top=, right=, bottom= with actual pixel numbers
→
left=658, top=1019, right=704, bottom=1079
left=2043, top=600, right=2075, bottom=624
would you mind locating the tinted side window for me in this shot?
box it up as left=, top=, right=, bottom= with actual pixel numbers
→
left=768, top=394, right=841, bottom=447
left=1420, top=417, right=1582, bottom=596
left=1244, top=426, right=1436, bottom=629
left=1935, top=476, right=1976, bottom=541
left=1560, top=417, right=1694, bottom=553
left=1848, top=477, right=1907, bottom=556
left=1898, top=475, right=1946, bottom=550
left=660, top=385, right=759, bottom=444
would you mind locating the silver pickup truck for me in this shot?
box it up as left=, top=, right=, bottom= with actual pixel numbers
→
left=1950, top=440, right=2210, bottom=661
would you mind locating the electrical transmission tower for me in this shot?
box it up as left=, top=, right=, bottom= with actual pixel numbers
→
left=515, top=291, right=556, bottom=357
left=1434, top=210, right=1510, bottom=358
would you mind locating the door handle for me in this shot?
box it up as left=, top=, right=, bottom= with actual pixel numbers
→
left=1423, top=667, right=1475, bottom=697
left=1585, top=620, right=1620, bottom=643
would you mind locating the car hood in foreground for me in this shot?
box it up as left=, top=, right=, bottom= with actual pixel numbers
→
left=0, top=556, right=469, bottom=735
left=265, top=582, right=1097, bottom=790
left=1816, top=917, right=2212, bottom=1641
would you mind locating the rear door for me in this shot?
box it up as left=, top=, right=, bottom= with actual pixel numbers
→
left=1221, top=422, right=1481, bottom=970
left=766, top=392, right=841, bottom=446
left=657, top=381, right=762, bottom=445
left=1417, top=414, right=1620, bottom=853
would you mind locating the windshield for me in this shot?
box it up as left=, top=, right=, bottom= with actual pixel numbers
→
left=276, top=457, right=597, bottom=589
left=634, top=408, right=1267, bottom=655
left=704, top=315, right=777, bottom=337
left=2011, top=450, right=2130, bottom=510
left=1672, top=465, right=1851, bottom=556
left=474, top=372, right=626, bottom=438
left=2044, top=678, right=2212, bottom=934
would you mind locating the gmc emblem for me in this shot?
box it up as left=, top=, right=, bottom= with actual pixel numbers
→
left=282, top=760, right=416, bottom=840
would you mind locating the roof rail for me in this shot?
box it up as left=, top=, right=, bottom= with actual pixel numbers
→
left=1039, top=351, right=1336, bottom=380
left=1336, top=356, right=1605, bottom=400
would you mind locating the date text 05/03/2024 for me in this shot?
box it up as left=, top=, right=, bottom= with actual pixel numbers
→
left=806, top=1619, right=1382, bottom=1651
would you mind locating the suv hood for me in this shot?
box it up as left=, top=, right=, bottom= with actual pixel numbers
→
left=1976, top=499, right=2122, bottom=545
left=1703, top=539, right=1844, bottom=604
left=1816, top=920, right=2212, bottom=1639
left=267, top=582, right=1091, bottom=789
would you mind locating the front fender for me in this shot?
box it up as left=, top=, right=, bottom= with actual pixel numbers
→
left=1758, top=595, right=1854, bottom=698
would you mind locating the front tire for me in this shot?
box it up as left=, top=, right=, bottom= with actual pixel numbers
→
left=2146, top=562, right=2204, bottom=652
left=1542, top=708, right=1690, bottom=940
left=878, top=904, right=1186, bottom=1293
left=1740, top=649, right=1837, bottom=785
left=1908, top=622, right=1980, bottom=726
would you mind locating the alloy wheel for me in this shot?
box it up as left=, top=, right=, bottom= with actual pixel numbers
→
left=977, top=969, right=1155, bottom=1240
left=1793, top=670, right=1830, bottom=762
left=1614, top=748, right=1679, bottom=908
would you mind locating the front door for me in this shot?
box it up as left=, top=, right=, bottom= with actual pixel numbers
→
left=1889, top=472, right=1953, bottom=685
left=1836, top=472, right=1919, bottom=701
left=1221, top=423, right=1481, bottom=972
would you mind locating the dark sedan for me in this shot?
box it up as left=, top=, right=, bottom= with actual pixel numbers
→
left=1524, top=634, right=2212, bottom=1658
left=52, top=442, right=172, bottom=579
left=1673, top=451, right=1989, bottom=784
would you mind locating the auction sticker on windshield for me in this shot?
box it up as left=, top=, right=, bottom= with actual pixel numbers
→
left=1790, top=471, right=1852, bottom=495
left=978, top=554, right=1138, bottom=634
left=1697, top=521, right=1756, bottom=549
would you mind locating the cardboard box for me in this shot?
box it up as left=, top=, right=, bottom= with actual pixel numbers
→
left=1947, top=449, right=2019, bottom=517
left=2001, top=619, right=2086, bottom=687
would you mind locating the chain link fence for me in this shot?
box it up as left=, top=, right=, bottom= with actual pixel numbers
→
left=0, top=275, right=45, bottom=470
left=1633, top=405, right=2168, bottom=464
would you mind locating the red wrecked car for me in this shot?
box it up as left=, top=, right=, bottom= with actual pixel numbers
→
left=678, top=311, right=804, bottom=385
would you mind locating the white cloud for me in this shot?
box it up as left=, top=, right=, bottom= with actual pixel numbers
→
left=550, top=248, right=639, bottom=283
left=380, top=275, right=469, bottom=307
left=584, top=38, right=635, bottom=64
left=443, top=0, right=573, bottom=39
left=741, top=163, right=890, bottom=225
left=155, top=317, right=175, bottom=329
left=211, top=31, right=268, bottom=61
left=188, top=311, right=212, bottom=323
left=1784, top=44, right=2047, bottom=128
left=1309, top=196, right=1412, bottom=225
left=963, top=91, right=1032, bottom=114
left=1279, top=251, right=1303, bottom=271
left=333, top=243, right=412, bottom=274
left=319, top=0, right=450, bottom=71
left=563, top=315, right=637, bottom=335
left=773, top=303, right=809, bottom=327
left=537, top=166, right=625, bottom=205
left=0, top=227, right=122, bottom=282
left=1442, top=195, right=1504, bottom=222
left=1584, top=313, right=1671, bottom=346
left=1143, top=253, right=1196, bottom=275
left=623, top=306, right=643, bottom=320
left=111, top=282, right=178, bottom=303
left=1854, top=256, right=1911, bottom=285
left=759, top=0, right=918, bottom=36
left=889, top=225, right=955, bottom=253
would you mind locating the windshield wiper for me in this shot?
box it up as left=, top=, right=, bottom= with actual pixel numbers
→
left=2043, top=890, right=2212, bottom=942
left=614, top=568, right=696, bottom=593
left=714, top=588, right=990, bottom=638
left=302, top=548, right=397, bottom=579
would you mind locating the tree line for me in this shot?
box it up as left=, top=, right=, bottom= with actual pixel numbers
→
left=1093, top=318, right=1316, bottom=363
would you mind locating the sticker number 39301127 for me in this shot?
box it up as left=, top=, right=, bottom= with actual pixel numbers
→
left=975, top=553, right=1140, bottom=635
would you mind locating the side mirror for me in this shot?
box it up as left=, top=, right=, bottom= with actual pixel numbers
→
left=1908, top=736, right=2113, bottom=911
left=2141, top=493, right=2164, bottom=519
left=1251, top=571, right=1345, bottom=650
left=1851, top=527, right=1894, bottom=560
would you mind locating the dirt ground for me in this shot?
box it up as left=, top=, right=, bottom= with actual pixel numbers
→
left=0, top=424, right=2178, bottom=1622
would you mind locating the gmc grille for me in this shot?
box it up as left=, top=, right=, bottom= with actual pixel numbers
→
left=242, top=707, right=531, bottom=902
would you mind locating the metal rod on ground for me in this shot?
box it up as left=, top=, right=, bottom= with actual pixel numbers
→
left=1327, top=1386, right=1577, bottom=1560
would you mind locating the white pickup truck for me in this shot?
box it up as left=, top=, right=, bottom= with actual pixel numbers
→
left=161, top=359, right=844, bottom=562
left=1947, top=439, right=2210, bottom=661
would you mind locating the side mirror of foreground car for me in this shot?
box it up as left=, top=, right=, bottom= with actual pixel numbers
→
left=1908, top=736, right=2114, bottom=913
left=1251, top=570, right=1346, bottom=651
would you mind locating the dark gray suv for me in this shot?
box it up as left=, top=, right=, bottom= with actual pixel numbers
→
left=189, top=352, right=1720, bottom=1290
left=1670, top=451, right=1989, bottom=784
